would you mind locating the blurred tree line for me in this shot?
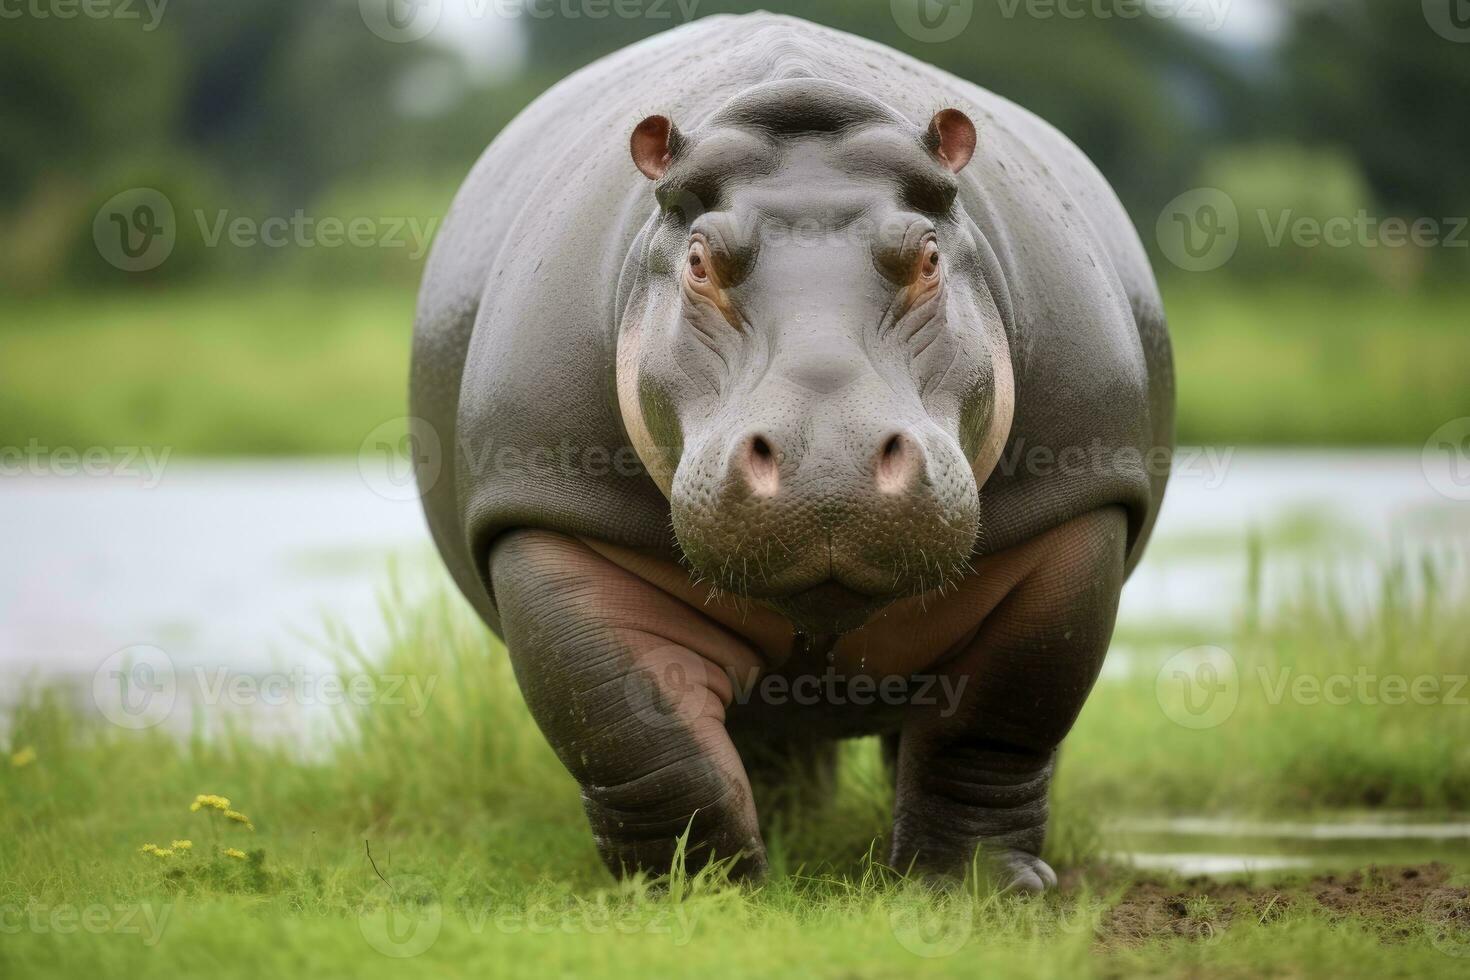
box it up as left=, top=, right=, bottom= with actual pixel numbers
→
left=1, top=0, right=1465, bottom=291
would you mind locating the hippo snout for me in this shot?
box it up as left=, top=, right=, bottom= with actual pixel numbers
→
left=672, top=407, right=980, bottom=632
left=727, top=428, right=926, bottom=499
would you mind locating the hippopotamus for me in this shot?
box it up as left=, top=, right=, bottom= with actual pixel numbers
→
left=411, top=12, right=1173, bottom=891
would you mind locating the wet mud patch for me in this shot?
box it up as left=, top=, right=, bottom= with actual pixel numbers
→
left=1072, top=864, right=1469, bottom=947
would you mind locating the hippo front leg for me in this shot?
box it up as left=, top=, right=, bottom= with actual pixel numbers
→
left=491, top=530, right=768, bottom=880
left=889, top=508, right=1127, bottom=892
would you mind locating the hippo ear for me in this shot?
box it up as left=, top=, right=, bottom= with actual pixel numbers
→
left=924, top=108, right=976, bottom=173
left=630, top=114, right=683, bottom=181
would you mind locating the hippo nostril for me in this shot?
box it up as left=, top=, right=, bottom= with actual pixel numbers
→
left=738, top=433, right=781, bottom=497
left=874, top=431, right=922, bottom=494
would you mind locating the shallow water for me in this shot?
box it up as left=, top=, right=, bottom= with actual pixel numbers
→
left=1, top=460, right=432, bottom=679
left=1115, top=816, right=1470, bottom=841
left=1124, top=853, right=1316, bottom=876
left=1, top=450, right=1465, bottom=735
left=3, top=450, right=1462, bottom=673
left=1110, top=814, right=1470, bottom=877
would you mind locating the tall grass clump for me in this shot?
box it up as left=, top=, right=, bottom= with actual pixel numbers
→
left=1063, top=545, right=1470, bottom=812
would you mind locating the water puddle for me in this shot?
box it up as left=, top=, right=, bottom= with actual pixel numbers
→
left=1114, top=814, right=1470, bottom=877
left=1116, top=816, right=1470, bottom=841
left=1123, top=853, right=1314, bottom=876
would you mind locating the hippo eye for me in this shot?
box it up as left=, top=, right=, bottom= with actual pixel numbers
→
left=683, top=234, right=735, bottom=321
left=687, top=240, right=710, bottom=283
left=919, top=238, right=941, bottom=282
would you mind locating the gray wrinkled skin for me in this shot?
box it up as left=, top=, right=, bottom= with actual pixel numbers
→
left=412, top=14, right=1173, bottom=888
left=634, top=84, right=994, bottom=634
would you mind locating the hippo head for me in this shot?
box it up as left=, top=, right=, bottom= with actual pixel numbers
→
left=617, top=79, right=1014, bottom=634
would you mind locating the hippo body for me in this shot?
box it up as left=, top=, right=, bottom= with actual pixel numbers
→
left=412, top=13, right=1173, bottom=888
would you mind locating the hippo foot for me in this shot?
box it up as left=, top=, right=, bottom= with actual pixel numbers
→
left=984, top=849, right=1057, bottom=895
left=911, top=848, right=1056, bottom=895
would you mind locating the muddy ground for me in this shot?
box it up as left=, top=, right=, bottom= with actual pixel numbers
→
left=1060, top=864, right=1470, bottom=950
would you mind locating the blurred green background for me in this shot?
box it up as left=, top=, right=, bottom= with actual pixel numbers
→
left=2, top=0, right=1466, bottom=454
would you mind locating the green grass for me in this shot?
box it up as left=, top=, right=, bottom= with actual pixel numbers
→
left=1162, top=279, right=1470, bottom=446
left=0, top=284, right=413, bottom=456
left=1067, top=546, right=1470, bottom=813
left=1, top=279, right=1466, bottom=454
left=4, top=550, right=1470, bottom=976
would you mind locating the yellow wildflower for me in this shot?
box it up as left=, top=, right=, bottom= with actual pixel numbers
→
left=171, top=840, right=193, bottom=851
left=140, top=843, right=161, bottom=854
left=139, top=844, right=173, bottom=858
left=190, top=794, right=231, bottom=813
left=10, top=746, right=36, bottom=767
left=223, top=810, right=255, bottom=831
left=223, top=848, right=247, bottom=860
